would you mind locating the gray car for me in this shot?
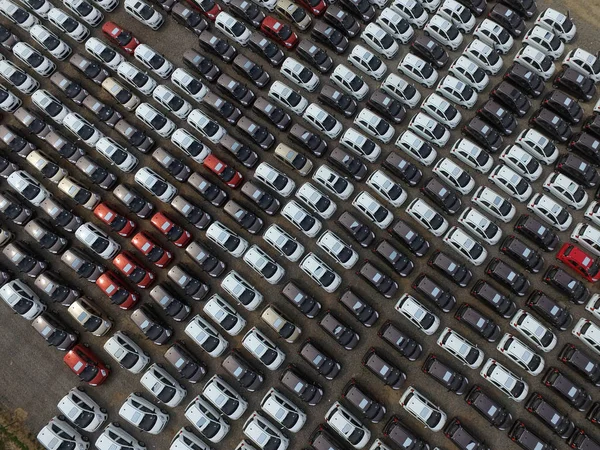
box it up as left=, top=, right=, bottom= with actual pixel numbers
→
left=221, top=350, right=264, bottom=392
left=149, top=284, right=191, bottom=321
left=40, top=197, right=83, bottom=232
left=164, top=342, right=206, bottom=383
left=167, top=264, right=209, bottom=301
left=2, top=242, right=47, bottom=277
left=82, top=95, right=122, bottom=127
left=34, top=272, right=80, bottom=306
left=13, top=107, right=53, bottom=140
left=113, top=184, right=154, bottom=218
left=219, top=135, right=258, bottom=168
left=60, top=248, right=105, bottom=282
left=114, top=119, right=154, bottom=153
left=171, top=195, right=212, bottom=230
left=0, top=156, right=18, bottom=178
left=50, top=71, right=88, bottom=105
left=0, top=125, right=35, bottom=157
left=0, top=25, right=19, bottom=51
left=223, top=200, right=263, bottom=234
left=74, top=155, right=117, bottom=190
left=31, top=312, right=78, bottom=350
left=130, top=305, right=173, bottom=345
left=171, top=2, right=208, bottom=35
left=185, top=241, right=226, bottom=278
left=0, top=192, right=32, bottom=224
left=187, top=172, right=227, bottom=207
left=45, top=131, right=86, bottom=163
left=240, top=182, right=281, bottom=215
left=69, top=53, right=109, bottom=84
left=152, top=147, right=191, bottom=182
left=24, top=219, right=68, bottom=254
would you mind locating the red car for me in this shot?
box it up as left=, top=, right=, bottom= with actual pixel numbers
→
left=150, top=212, right=192, bottom=247
left=101, top=22, right=140, bottom=54
left=131, top=232, right=173, bottom=268
left=556, top=243, right=600, bottom=282
left=96, top=272, right=138, bottom=309
left=113, top=251, right=155, bottom=289
left=203, top=154, right=244, bottom=188
left=93, top=203, right=137, bottom=237
left=63, top=344, right=110, bottom=386
left=260, top=16, right=299, bottom=49
left=295, top=0, right=326, bottom=16
left=184, top=0, right=221, bottom=20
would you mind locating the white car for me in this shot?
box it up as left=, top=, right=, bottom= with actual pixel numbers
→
left=75, top=222, right=120, bottom=259
left=405, top=198, right=448, bottom=236
left=418, top=0, right=441, bottom=12
left=0, top=60, right=39, bottom=93
left=57, top=176, right=100, bottom=209
left=296, top=182, right=336, bottom=219
left=243, top=413, right=289, bottom=450
left=497, top=333, right=545, bottom=376
left=202, top=375, right=248, bottom=420
left=30, top=25, right=71, bottom=60
left=47, top=8, right=89, bottom=41
left=303, top=103, right=343, bottom=139
left=511, top=309, right=557, bottom=353
left=171, top=68, right=208, bottom=102
left=206, top=221, right=248, bottom=258
left=449, top=56, right=489, bottom=92
left=325, top=402, right=371, bottom=449
left=421, top=93, right=461, bottom=129
left=457, top=207, right=502, bottom=245
left=398, top=53, right=438, bottom=88
left=103, top=331, right=150, bottom=374
left=37, top=417, right=89, bottom=450
left=571, top=222, right=600, bottom=256
left=340, top=128, right=382, bottom=162
left=437, top=327, right=484, bottom=369
left=376, top=8, right=414, bottom=44
left=187, top=109, right=226, bottom=143
left=117, top=61, right=157, bottom=95
left=464, top=39, right=502, bottom=75
left=395, top=293, right=440, bottom=335
left=140, top=363, right=187, bottom=407
left=215, top=12, right=251, bottom=46
left=366, top=169, right=406, bottom=207
left=399, top=386, right=447, bottom=432
left=203, top=294, right=247, bottom=336
left=185, top=396, right=230, bottom=443
left=572, top=318, right=600, bottom=356
left=408, top=112, right=450, bottom=147
left=134, top=166, right=177, bottom=202
left=152, top=85, right=192, bottom=119
left=542, top=172, right=587, bottom=210
left=499, top=145, right=543, bottom=181
left=380, top=73, right=421, bottom=108
left=395, top=130, right=437, bottom=166
left=361, top=22, right=399, bottom=58
left=584, top=202, right=600, bottom=227
left=221, top=270, right=263, bottom=311
left=352, top=191, right=393, bottom=229
left=242, top=327, right=286, bottom=370
left=261, top=388, right=306, bottom=433
left=171, top=129, right=210, bottom=164
left=424, top=14, right=463, bottom=50
left=523, top=26, right=564, bottom=60
left=134, top=44, right=173, bottom=78
left=281, top=201, right=322, bottom=238
left=437, top=0, right=475, bottom=33
left=7, top=170, right=50, bottom=206
left=313, top=165, right=354, bottom=200
left=436, top=75, right=477, bottom=109
left=433, top=158, right=475, bottom=195
left=31, top=89, right=71, bottom=124
left=330, top=65, right=369, bottom=101
left=299, top=252, right=342, bottom=293
left=169, top=428, right=210, bottom=450
left=124, top=0, right=163, bottom=29
left=0, top=279, right=45, bottom=320
left=535, top=7, right=576, bottom=43
left=316, top=230, right=358, bottom=269
left=255, top=162, right=295, bottom=197
left=471, top=186, right=516, bottom=223
left=63, top=0, right=103, bottom=25
left=514, top=45, right=556, bottom=81
left=515, top=128, right=559, bottom=165
left=449, top=138, right=492, bottom=173
left=243, top=245, right=285, bottom=285
left=443, top=226, right=488, bottom=266
left=185, top=314, right=230, bottom=357
left=488, top=165, right=533, bottom=203
left=263, top=224, right=304, bottom=262
left=354, top=109, right=394, bottom=143
left=95, top=137, right=138, bottom=172
left=527, top=193, right=572, bottom=231
left=480, top=358, right=529, bottom=402
left=473, top=18, right=513, bottom=54
left=268, top=80, right=308, bottom=115
left=14, top=0, right=52, bottom=19
left=96, top=423, right=145, bottom=450
left=347, top=45, right=387, bottom=80
left=90, top=0, right=118, bottom=11
left=281, top=57, right=320, bottom=92
left=0, top=83, right=21, bottom=112
left=119, top=393, right=169, bottom=435
left=135, top=103, right=176, bottom=137
left=0, top=0, right=38, bottom=30
left=85, top=38, right=122, bottom=69
left=563, top=48, right=600, bottom=83
left=57, top=387, right=108, bottom=432
left=390, top=0, right=428, bottom=28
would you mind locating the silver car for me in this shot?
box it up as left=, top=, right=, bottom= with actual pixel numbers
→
left=24, top=219, right=68, bottom=254
left=34, top=272, right=80, bottom=306
left=31, top=312, right=78, bottom=350
left=113, top=184, right=154, bottom=218
left=74, top=156, right=118, bottom=190
left=60, top=248, right=105, bottom=282
left=40, top=197, right=83, bottom=232
left=3, top=242, right=46, bottom=277
left=0, top=191, right=32, bottom=224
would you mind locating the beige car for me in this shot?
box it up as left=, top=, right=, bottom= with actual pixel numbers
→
left=67, top=297, right=112, bottom=336
left=274, top=143, right=313, bottom=176
left=101, top=77, right=140, bottom=111
left=26, top=150, right=68, bottom=184
left=58, top=176, right=100, bottom=209
left=275, top=0, right=311, bottom=30
left=260, top=305, right=302, bottom=343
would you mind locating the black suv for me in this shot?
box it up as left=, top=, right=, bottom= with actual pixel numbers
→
left=462, top=116, right=503, bottom=152
left=422, top=354, right=469, bottom=395
left=252, top=97, right=291, bottom=130
left=198, top=31, right=237, bottom=62
left=337, top=0, right=375, bottom=22
left=311, top=21, right=348, bottom=54
left=412, top=273, right=456, bottom=312
left=410, top=35, right=448, bottom=68
left=279, top=365, right=323, bottom=405
left=542, top=367, right=592, bottom=411
left=543, top=265, right=589, bottom=304
left=524, top=393, right=575, bottom=439
left=248, top=32, right=285, bottom=66
left=529, top=107, right=572, bottom=143
left=373, top=240, right=414, bottom=277
left=298, top=340, right=341, bottom=380
left=542, top=90, right=583, bottom=125
left=318, top=84, right=357, bottom=117
left=500, top=235, right=544, bottom=273
left=477, top=100, right=517, bottom=135
left=182, top=49, right=221, bottom=82
left=309, top=428, right=344, bottom=450
left=556, top=153, right=599, bottom=188
left=490, top=81, right=531, bottom=117
left=444, top=418, right=490, bottom=450
left=569, top=132, right=600, bottom=166
left=202, top=91, right=242, bottom=125
left=323, top=5, right=360, bottom=37
left=428, top=250, right=472, bottom=287
left=488, top=4, right=525, bottom=36
left=383, top=152, right=422, bottom=186
left=470, top=280, right=517, bottom=318
left=289, top=124, right=327, bottom=157
left=328, top=147, right=368, bottom=181
left=229, top=0, right=265, bottom=27
left=553, top=68, right=596, bottom=102
left=504, top=63, right=544, bottom=97
left=501, top=0, right=537, bottom=18
left=389, top=220, right=429, bottom=257
left=465, top=385, right=512, bottom=430
left=368, top=89, right=407, bottom=124
left=527, top=290, right=572, bottom=331
left=583, top=114, right=600, bottom=139
left=455, top=303, right=501, bottom=342
left=281, top=282, right=321, bottom=318
left=486, top=257, right=530, bottom=296
left=362, top=349, right=405, bottom=389
left=421, top=177, right=462, bottom=214
left=296, top=39, right=334, bottom=74
left=514, top=214, right=559, bottom=252
left=339, top=290, right=378, bottom=327
left=559, top=344, right=600, bottom=386
left=337, top=211, right=375, bottom=248
left=342, top=379, right=386, bottom=423
left=508, top=422, right=556, bottom=450
left=319, top=312, right=360, bottom=350
left=220, top=135, right=258, bottom=169
left=378, top=321, right=422, bottom=361
left=567, top=430, right=600, bottom=450
left=357, top=261, right=398, bottom=298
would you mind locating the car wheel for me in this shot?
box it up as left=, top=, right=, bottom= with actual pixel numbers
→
left=58, top=415, right=66, bottom=421
left=542, top=186, right=549, bottom=192
left=526, top=207, right=534, bottom=212
left=100, top=408, right=108, bottom=413
left=424, top=30, right=429, bottom=36
left=82, top=436, right=89, bottom=442
left=134, top=392, right=143, bottom=396
left=105, top=364, right=111, bottom=370
left=113, top=422, right=121, bottom=427
left=83, top=343, right=89, bottom=348
left=138, top=441, right=146, bottom=447
left=77, top=386, right=85, bottom=392
left=161, top=409, right=168, bottom=414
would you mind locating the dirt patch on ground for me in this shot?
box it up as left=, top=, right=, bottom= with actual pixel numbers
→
left=0, top=409, right=42, bottom=450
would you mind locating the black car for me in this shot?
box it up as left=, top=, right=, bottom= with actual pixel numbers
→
left=368, top=89, right=406, bottom=124
left=569, top=132, right=600, bottom=165
left=457, top=0, right=487, bottom=16
left=488, top=4, right=525, bottom=36
left=412, top=273, right=456, bottom=313
left=182, top=49, right=221, bottom=82
left=504, top=63, right=545, bottom=98
left=470, top=279, right=517, bottom=318
left=559, top=344, right=600, bottom=386
left=240, top=181, right=280, bottom=215
left=567, top=430, right=600, bottom=450
left=428, top=250, right=472, bottom=287
left=500, top=0, right=537, bottom=18
left=509, top=423, right=557, bottom=450
left=525, top=393, right=575, bottom=439
left=202, top=92, right=242, bottom=125
left=486, top=257, right=530, bottom=296
left=553, top=68, right=596, bottom=102
left=289, top=123, right=327, bottom=157
left=221, top=350, right=263, bottom=391
left=232, top=54, right=271, bottom=88
left=421, top=177, right=462, bottom=214
left=188, top=173, right=227, bottom=207
left=342, top=379, right=386, bottom=423
left=383, top=152, right=421, bottom=187
left=198, top=31, right=237, bottom=62
left=236, top=117, right=274, bottom=150
left=171, top=2, right=208, bottom=34
left=513, top=214, right=559, bottom=252
left=311, top=22, right=349, bottom=54
left=216, top=74, right=255, bottom=107
left=357, top=261, right=398, bottom=298
left=465, top=385, right=512, bottom=430
left=462, top=116, right=503, bottom=152
left=319, top=312, right=359, bottom=350
left=543, top=265, right=589, bottom=305
left=444, top=418, right=490, bottom=450
left=280, top=365, right=323, bottom=405
left=69, top=54, right=109, bottom=85
left=248, top=32, right=285, bottom=66
left=378, top=321, right=422, bottom=361
left=477, top=100, right=517, bottom=135
left=542, top=90, right=583, bottom=125
left=152, top=148, right=191, bottom=182
left=309, top=428, right=345, bottom=450
left=383, top=417, right=428, bottom=450
left=318, top=84, right=357, bottom=117
left=229, top=0, right=265, bottom=27
left=410, top=36, right=449, bottom=69
left=373, top=240, right=414, bottom=277
left=362, top=349, right=405, bottom=389
left=587, top=403, right=600, bottom=425
left=328, top=147, right=368, bottom=181
left=389, top=220, right=429, bottom=257
left=422, top=354, right=469, bottom=394
left=219, top=135, right=258, bottom=169
left=252, top=97, right=291, bottom=130
left=323, top=5, right=360, bottom=37
left=542, top=367, right=592, bottom=411
left=455, top=303, right=501, bottom=342
left=298, top=339, right=341, bottom=380
left=527, top=290, right=572, bottom=331
left=281, top=282, right=321, bottom=318
left=556, top=153, right=599, bottom=188
left=500, top=235, right=544, bottom=273
left=490, top=81, right=531, bottom=117
left=296, top=39, right=334, bottom=74
left=338, top=0, right=375, bottom=22
left=339, top=290, right=379, bottom=327
left=164, top=342, right=206, bottom=383
left=583, top=114, right=600, bottom=139
left=529, top=108, right=572, bottom=143
left=337, top=211, right=375, bottom=247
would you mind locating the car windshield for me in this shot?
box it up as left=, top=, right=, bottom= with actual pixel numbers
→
left=138, top=4, right=154, bottom=18
left=366, top=54, right=381, bottom=70
left=277, top=24, right=292, bottom=39
left=79, top=364, right=98, bottom=382
left=298, top=67, right=313, bottom=83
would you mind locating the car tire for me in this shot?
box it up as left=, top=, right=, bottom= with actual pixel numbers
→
left=138, top=441, right=146, bottom=447
left=77, top=386, right=85, bottom=392
left=82, top=436, right=89, bottom=442
left=161, top=409, right=168, bottom=414
left=134, top=392, right=143, bottom=396
left=100, top=408, right=108, bottom=413
left=58, top=414, right=66, bottom=421
left=113, top=422, right=121, bottom=427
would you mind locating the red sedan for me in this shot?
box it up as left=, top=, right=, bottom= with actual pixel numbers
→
left=184, top=0, right=221, bottom=20
left=63, top=344, right=110, bottom=386
left=131, top=232, right=173, bottom=268
left=295, top=0, right=326, bottom=16
left=113, top=251, right=155, bottom=289
left=203, top=154, right=243, bottom=188
left=260, top=16, right=299, bottom=49
left=150, top=212, right=192, bottom=247
left=93, top=203, right=137, bottom=237
left=556, top=243, right=600, bottom=282
left=96, top=272, right=139, bottom=309
left=101, top=22, right=140, bottom=54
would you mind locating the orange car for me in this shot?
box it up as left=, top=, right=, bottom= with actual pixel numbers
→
left=113, top=251, right=155, bottom=288
left=131, top=232, right=173, bottom=268
left=101, top=21, right=140, bottom=54
left=93, top=202, right=137, bottom=237
left=96, top=272, right=138, bottom=309
left=150, top=212, right=192, bottom=247
left=63, top=344, right=110, bottom=386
